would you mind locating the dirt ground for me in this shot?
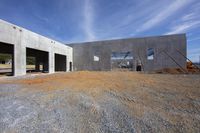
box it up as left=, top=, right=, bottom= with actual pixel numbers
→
left=0, top=71, right=200, bottom=133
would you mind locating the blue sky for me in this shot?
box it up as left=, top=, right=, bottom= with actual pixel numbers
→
left=0, top=0, right=200, bottom=62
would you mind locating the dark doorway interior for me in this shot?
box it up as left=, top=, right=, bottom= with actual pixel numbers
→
left=69, top=62, right=72, bottom=71
left=0, top=42, right=14, bottom=76
left=136, top=59, right=142, bottom=71
left=26, top=48, right=49, bottom=73
left=136, top=65, right=142, bottom=71
left=55, top=53, right=66, bottom=72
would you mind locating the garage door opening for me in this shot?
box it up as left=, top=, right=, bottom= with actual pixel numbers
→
left=26, top=48, right=49, bottom=74
left=0, top=42, right=14, bottom=76
left=55, top=53, right=66, bottom=72
left=111, top=51, right=133, bottom=71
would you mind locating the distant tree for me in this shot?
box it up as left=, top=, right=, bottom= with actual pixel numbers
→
left=0, top=54, right=11, bottom=62
left=0, top=54, right=35, bottom=65
left=27, top=57, right=35, bottom=65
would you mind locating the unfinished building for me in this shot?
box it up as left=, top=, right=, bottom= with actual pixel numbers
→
left=70, top=34, right=186, bottom=71
left=0, top=19, right=187, bottom=76
left=0, top=19, right=72, bottom=76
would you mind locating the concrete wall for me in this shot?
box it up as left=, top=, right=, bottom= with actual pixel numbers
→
left=69, top=34, right=187, bottom=71
left=0, top=19, right=73, bottom=76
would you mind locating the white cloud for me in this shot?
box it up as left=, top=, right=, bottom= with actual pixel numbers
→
left=165, top=21, right=200, bottom=35
left=83, top=0, right=96, bottom=41
left=136, top=0, right=193, bottom=33
left=181, top=12, right=196, bottom=21
left=165, top=3, right=200, bottom=35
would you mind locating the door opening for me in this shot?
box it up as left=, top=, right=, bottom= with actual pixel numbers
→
left=69, top=62, right=72, bottom=71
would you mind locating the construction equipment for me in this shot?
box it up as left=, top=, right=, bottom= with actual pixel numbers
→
left=176, top=49, right=200, bottom=72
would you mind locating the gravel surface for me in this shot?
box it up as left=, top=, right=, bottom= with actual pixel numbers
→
left=0, top=72, right=200, bottom=133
